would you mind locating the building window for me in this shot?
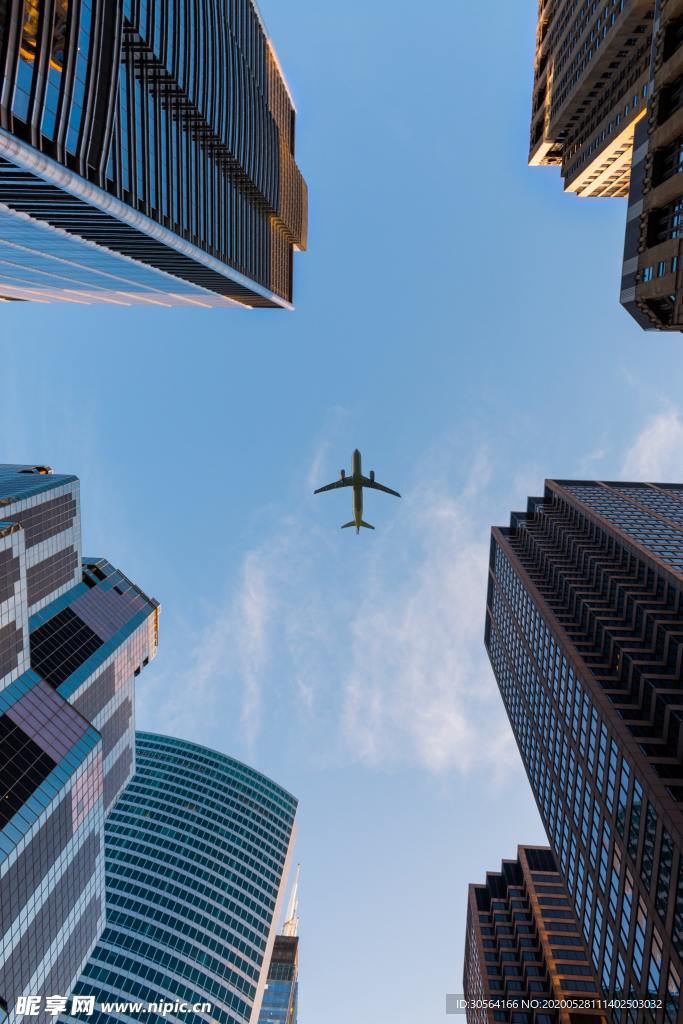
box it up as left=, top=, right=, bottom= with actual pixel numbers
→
left=633, top=897, right=648, bottom=984
left=655, top=830, right=673, bottom=922
left=647, top=199, right=683, bottom=246
left=658, top=73, right=683, bottom=125
left=665, top=962, right=681, bottom=1024
left=640, top=802, right=657, bottom=889
left=673, top=858, right=683, bottom=959
left=647, top=928, right=663, bottom=996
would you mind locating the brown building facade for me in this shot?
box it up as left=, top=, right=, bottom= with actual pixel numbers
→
left=528, top=0, right=683, bottom=331
left=622, top=0, right=683, bottom=329
left=529, top=0, right=653, bottom=197
left=485, top=481, right=683, bottom=1021
left=463, top=846, right=606, bottom=1024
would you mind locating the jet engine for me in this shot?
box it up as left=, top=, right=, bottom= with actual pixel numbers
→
left=370, top=471, right=375, bottom=481
left=341, top=469, right=346, bottom=479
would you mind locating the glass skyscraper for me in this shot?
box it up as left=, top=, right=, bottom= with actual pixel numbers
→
left=485, top=480, right=683, bottom=1022
left=0, top=0, right=307, bottom=308
left=257, top=936, right=298, bottom=1024
left=0, top=464, right=159, bottom=1021
left=258, top=864, right=299, bottom=1024
left=62, top=732, right=298, bottom=1024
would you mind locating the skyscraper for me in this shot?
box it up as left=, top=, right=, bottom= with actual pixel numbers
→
left=463, top=845, right=605, bottom=1024
left=62, top=732, right=298, bottom=1024
left=621, top=0, right=683, bottom=330
left=485, top=481, right=683, bottom=1020
left=528, top=1, right=683, bottom=332
left=529, top=0, right=654, bottom=198
left=0, top=0, right=307, bottom=308
left=0, top=463, right=158, bottom=1019
left=258, top=865, right=299, bottom=1024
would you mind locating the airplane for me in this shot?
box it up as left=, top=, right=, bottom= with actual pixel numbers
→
left=314, top=449, right=400, bottom=533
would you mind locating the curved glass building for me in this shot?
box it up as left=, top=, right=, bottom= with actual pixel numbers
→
left=61, top=732, right=298, bottom=1024
left=0, top=0, right=307, bottom=308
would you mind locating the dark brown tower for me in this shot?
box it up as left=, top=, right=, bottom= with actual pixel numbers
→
left=464, top=846, right=606, bottom=1024
left=485, top=481, right=683, bottom=1019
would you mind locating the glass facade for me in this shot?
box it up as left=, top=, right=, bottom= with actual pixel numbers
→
left=258, top=936, right=298, bottom=1024
left=0, top=464, right=159, bottom=1022
left=485, top=481, right=683, bottom=1023
left=61, top=732, right=298, bottom=1024
left=0, top=0, right=307, bottom=307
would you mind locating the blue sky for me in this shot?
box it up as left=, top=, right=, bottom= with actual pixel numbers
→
left=3, top=1, right=683, bottom=1021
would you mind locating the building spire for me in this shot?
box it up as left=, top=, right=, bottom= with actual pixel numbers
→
left=282, top=864, right=300, bottom=937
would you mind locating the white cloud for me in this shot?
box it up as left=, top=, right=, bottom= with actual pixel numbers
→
left=154, top=535, right=288, bottom=746
left=141, top=442, right=522, bottom=780
left=340, top=464, right=517, bottom=776
left=621, top=409, right=683, bottom=481
left=234, top=552, right=273, bottom=743
left=140, top=410, right=683, bottom=779
left=577, top=446, right=607, bottom=474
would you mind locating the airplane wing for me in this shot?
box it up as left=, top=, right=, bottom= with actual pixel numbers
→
left=314, top=477, right=353, bottom=494
left=362, top=477, right=401, bottom=498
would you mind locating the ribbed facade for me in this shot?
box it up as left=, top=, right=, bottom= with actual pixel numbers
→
left=485, top=481, right=683, bottom=1022
left=0, top=0, right=307, bottom=307
left=463, top=846, right=604, bottom=1024
left=0, top=464, right=159, bottom=1023
left=61, top=732, right=297, bottom=1024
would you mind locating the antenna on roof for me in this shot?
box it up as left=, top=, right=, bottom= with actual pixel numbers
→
left=282, top=864, right=300, bottom=937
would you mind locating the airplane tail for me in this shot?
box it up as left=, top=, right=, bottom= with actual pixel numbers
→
left=341, top=520, right=374, bottom=531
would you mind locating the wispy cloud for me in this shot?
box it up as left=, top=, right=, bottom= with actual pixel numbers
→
left=140, top=438, right=522, bottom=780
left=577, top=446, right=607, bottom=474
left=340, top=454, right=517, bottom=777
left=235, top=551, right=273, bottom=742
left=621, top=408, right=683, bottom=481
left=139, top=526, right=289, bottom=748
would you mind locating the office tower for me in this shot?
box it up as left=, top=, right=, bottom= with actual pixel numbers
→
left=0, top=0, right=307, bottom=308
left=463, top=845, right=605, bottom=1024
left=528, top=1, right=683, bottom=332
left=62, top=732, right=298, bottom=1024
left=529, top=0, right=654, bottom=197
left=0, top=464, right=158, bottom=1019
left=258, top=865, right=300, bottom=1024
left=622, top=0, right=683, bottom=330
left=485, top=481, right=683, bottom=1021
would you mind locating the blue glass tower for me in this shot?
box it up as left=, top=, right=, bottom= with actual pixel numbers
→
left=258, top=865, right=299, bottom=1024
left=258, top=936, right=298, bottom=1024
left=0, top=0, right=307, bottom=308
left=62, top=732, right=298, bottom=1024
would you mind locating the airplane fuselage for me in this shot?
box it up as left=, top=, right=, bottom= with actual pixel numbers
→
left=352, top=448, right=363, bottom=529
